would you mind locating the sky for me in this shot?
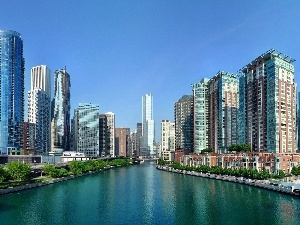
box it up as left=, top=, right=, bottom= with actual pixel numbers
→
left=1, top=0, right=300, bottom=142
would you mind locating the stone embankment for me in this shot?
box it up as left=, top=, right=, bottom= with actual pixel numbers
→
left=0, top=166, right=115, bottom=196
left=157, top=165, right=300, bottom=197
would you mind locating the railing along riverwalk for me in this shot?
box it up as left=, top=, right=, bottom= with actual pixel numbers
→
left=156, top=165, right=300, bottom=197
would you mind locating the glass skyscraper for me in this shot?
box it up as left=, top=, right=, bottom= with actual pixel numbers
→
left=52, top=68, right=71, bottom=152
left=142, top=93, right=155, bottom=156
left=0, top=30, right=25, bottom=154
left=192, top=78, right=209, bottom=153
left=174, top=95, right=194, bottom=153
left=73, top=103, right=99, bottom=156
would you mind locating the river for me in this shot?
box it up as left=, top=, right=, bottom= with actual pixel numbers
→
left=1, top=162, right=300, bottom=225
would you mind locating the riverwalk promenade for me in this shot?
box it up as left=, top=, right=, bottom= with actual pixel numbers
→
left=0, top=165, right=117, bottom=196
left=157, top=165, right=300, bottom=197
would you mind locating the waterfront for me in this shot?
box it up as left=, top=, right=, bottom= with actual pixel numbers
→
left=1, top=163, right=300, bottom=225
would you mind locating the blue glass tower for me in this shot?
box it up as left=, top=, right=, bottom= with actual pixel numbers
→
left=52, top=68, right=71, bottom=152
left=0, top=30, right=25, bottom=154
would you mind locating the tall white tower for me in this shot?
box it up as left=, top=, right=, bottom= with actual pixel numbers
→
left=28, top=65, right=51, bottom=154
left=142, top=93, right=155, bottom=156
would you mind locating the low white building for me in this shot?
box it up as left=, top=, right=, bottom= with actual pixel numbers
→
left=60, top=151, right=87, bottom=162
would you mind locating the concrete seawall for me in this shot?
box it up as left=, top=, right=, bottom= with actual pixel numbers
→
left=157, top=165, right=300, bottom=197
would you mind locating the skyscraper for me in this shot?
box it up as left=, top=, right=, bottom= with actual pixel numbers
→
left=99, top=114, right=108, bottom=156
left=0, top=30, right=25, bottom=154
left=239, top=49, right=297, bottom=153
left=28, top=65, right=51, bottom=155
left=161, top=120, right=175, bottom=161
left=208, top=71, right=239, bottom=153
left=115, top=128, right=130, bottom=157
left=192, top=78, right=209, bottom=153
left=52, top=68, right=71, bottom=152
left=174, top=95, right=194, bottom=153
left=72, top=103, right=99, bottom=156
left=142, top=93, right=155, bottom=156
left=136, top=123, right=142, bottom=156
left=105, top=112, right=115, bottom=157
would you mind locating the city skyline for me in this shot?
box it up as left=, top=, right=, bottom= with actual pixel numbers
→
left=0, top=1, right=300, bottom=141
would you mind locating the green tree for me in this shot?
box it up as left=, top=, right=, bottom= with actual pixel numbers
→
left=201, top=148, right=214, bottom=154
left=228, top=144, right=239, bottom=152
left=240, top=144, right=251, bottom=152
left=0, top=166, right=8, bottom=182
left=69, top=161, right=85, bottom=175
left=6, top=161, right=32, bottom=181
left=42, top=164, right=56, bottom=176
left=158, top=159, right=167, bottom=165
left=291, top=166, right=300, bottom=176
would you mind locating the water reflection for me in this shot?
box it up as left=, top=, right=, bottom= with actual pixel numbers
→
left=0, top=164, right=300, bottom=225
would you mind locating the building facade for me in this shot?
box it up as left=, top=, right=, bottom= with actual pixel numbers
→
left=174, top=95, right=194, bottom=153
left=52, top=68, right=71, bottom=152
left=115, top=128, right=130, bottom=157
left=105, top=112, right=115, bottom=157
left=72, top=103, right=99, bottom=156
left=0, top=30, right=25, bottom=154
left=23, top=122, right=36, bottom=155
left=161, top=120, right=175, bottom=161
left=28, top=65, right=51, bottom=155
left=239, top=49, right=297, bottom=153
left=136, top=123, right=143, bottom=156
left=178, top=152, right=300, bottom=175
left=99, top=114, right=108, bottom=157
left=142, top=93, right=155, bottom=156
left=208, top=71, right=239, bottom=153
left=192, top=78, right=209, bottom=154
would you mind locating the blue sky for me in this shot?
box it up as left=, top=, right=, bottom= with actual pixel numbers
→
left=1, top=0, right=300, bottom=142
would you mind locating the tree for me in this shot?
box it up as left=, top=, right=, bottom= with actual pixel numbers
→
left=0, top=166, right=8, bottom=182
left=228, top=144, right=239, bottom=152
left=6, top=161, right=32, bottom=181
left=201, top=148, right=214, bottom=154
left=42, top=164, right=56, bottom=176
left=158, top=159, right=167, bottom=165
left=228, top=144, right=251, bottom=152
left=240, top=144, right=251, bottom=152
left=291, top=166, right=300, bottom=176
left=69, top=161, right=84, bottom=175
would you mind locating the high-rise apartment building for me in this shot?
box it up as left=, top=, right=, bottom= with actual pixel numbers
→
left=0, top=30, right=25, bottom=154
left=131, top=131, right=137, bottom=156
left=192, top=78, right=209, bottom=153
left=28, top=65, right=51, bottom=155
left=115, top=128, right=130, bottom=157
left=174, top=95, right=194, bottom=152
left=105, top=112, right=115, bottom=157
left=23, top=122, right=36, bottom=155
left=208, top=71, right=239, bottom=153
left=239, top=49, right=297, bottom=153
left=99, top=114, right=108, bottom=156
left=142, top=93, right=155, bottom=156
left=136, top=123, right=142, bottom=156
left=72, top=103, right=99, bottom=156
left=52, top=68, right=71, bottom=152
left=161, top=120, right=175, bottom=161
